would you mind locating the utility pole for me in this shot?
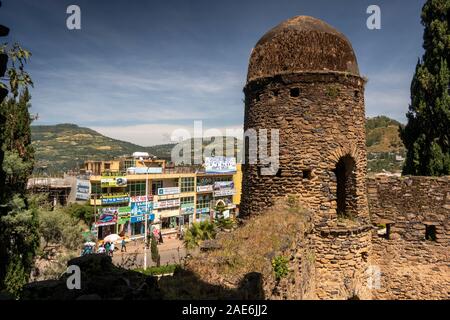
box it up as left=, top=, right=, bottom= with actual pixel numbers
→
left=142, top=158, right=149, bottom=270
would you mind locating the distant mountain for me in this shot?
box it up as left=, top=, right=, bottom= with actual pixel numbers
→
left=31, top=117, right=406, bottom=174
left=365, top=116, right=406, bottom=173
left=31, top=124, right=161, bottom=174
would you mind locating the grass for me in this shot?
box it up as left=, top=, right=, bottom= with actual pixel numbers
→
left=134, top=264, right=179, bottom=276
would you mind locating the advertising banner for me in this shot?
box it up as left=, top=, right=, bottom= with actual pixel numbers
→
left=153, top=198, right=180, bottom=209
left=127, top=167, right=163, bottom=174
left=101, top=194, right=129, bottom=205
left=213, top=181, right=234, bottom=190
left=157, top=187, right=180, bottom=196
left=130, top=201, right=153, bottom=216
left=101, top=176, right=127, bottom=188
left=213, top=181, right=235, bottom=197
left=96, top=208, right=117, bottom=227
left=214, top=189, right=236, bottom=197
left=180, top=204, right=195, bottom=214
left=196, top=185, right=213, bottom=192
left=205, top=157, right=236, bottom=174
left=75, top=179, right=90, bottom=200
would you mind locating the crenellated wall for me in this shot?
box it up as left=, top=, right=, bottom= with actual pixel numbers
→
left=367, top=176, right=450, bottom=299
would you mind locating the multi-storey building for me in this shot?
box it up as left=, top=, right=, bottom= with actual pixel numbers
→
left=85, top=154, right=242, bottom=240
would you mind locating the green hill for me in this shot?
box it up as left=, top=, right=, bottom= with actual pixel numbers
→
left=31, top=124, right=156, bottom=174
left=31, top=117, right=406, bottom=174
left=365, top=116, right=406, bottom=173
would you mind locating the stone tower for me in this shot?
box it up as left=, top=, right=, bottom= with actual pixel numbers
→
left=242, top=16, right=373, bottom=299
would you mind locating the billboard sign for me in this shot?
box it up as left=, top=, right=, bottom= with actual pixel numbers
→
left=101, top=176, right=127, bottom=188
left=75, top=179, right=90, bottom=200
left=96, top=207, right=117, bottom=226
left=157, top=187, right=180, bottom=196
left=205, top=157, right=236, bottom=174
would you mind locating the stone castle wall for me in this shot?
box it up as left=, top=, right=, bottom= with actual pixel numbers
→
left=367, top=176, right=450, bottom=299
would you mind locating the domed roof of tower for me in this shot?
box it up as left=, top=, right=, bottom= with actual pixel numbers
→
left=247, top=16, right=360, bottom=82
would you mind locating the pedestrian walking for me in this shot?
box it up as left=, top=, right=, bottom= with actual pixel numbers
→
left=105, top=241, right=110, bottom=255
left=110, top=242, right=115, bottom=257
left=121, top=238, right=127, bottom=252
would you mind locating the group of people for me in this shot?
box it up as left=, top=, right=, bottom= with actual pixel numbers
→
left=97, top=241, right=115, bottom=256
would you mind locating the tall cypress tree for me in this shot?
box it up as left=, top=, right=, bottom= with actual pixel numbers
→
left=400, top=0, right=450, bottom=176
left=0, top=44, right=37, bottom=297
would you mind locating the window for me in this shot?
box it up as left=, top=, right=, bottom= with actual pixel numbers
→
left=290, top=88, right=300, bottom=97
left=151, top=181, right=162, bottom=195
left=128, top=181, right=146, bottom=196
left=180, top=177, right=195, bottom=193
left=196, top=195, right=211, bottom=211
left=181, top=197, right=194, bottom=206
left=272, top=89, right=279, bottom=97
left=123, top=159, right=135, bottom=170
left=104, top=163, right=111, bottom=170
left=303, top=169, right=312, bottom=180
left=354, top=90, right=360, bottom=99
left=91, top=182, right=101, bottom=195
left=425, top=225, right=437, bottom=241
left=377, top=223, right=391, bottom=239
left=334, top=155, right=357, bottom=219
left=276, top=169, right=282, bottom=177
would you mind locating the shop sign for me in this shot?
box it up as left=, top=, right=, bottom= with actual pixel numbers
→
left=180, top=206, right=194, bottom=214
left=197, top=207, right=210, bottom=214
left=157, top=187, right=180, bottom=196
left=130, top=195, right=152, bottom=202
left=96, top=209, right=117, bottom=227
left=101, top=176, right=127, bottom=188
left=75, top=179, right=90, bottom=200
left=127, top=167, right=163, bottom=174
left=153, top=198, right=180, bottom=209
left=131, top=214, right=154, bottom=223
left=196, top=185, right=213, bottom=192
left=101, top=194, right=129, bottom=205
left=205, top=157, right=236, bottom=174
left=213, top=189, right=235, bottom=197
left=131, top=201, right=153, bottom=215
left=117, top=213, right=131, bottom=224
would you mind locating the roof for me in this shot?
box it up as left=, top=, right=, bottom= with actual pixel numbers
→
left=247, top=16, right=360, bottom=82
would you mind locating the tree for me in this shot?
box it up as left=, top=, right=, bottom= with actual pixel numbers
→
left=150, top=234, right=160, bottom=267
left=0, top=43, right=36, bottom=296
left=400, top=0, right=450, bottom=176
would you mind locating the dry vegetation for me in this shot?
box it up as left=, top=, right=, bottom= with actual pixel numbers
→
left=159, top=198, right=312, bottom=299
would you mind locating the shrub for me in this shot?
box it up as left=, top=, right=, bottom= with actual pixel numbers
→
left=272, top=255, right=289, bottom=280
left=183, top=221, right=216, bottom=249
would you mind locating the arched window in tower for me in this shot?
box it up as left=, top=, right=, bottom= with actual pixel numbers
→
left=334, top=155, right=357, bottom=219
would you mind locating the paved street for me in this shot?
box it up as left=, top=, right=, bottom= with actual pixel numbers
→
left=111, top=236, right=187, bottom=270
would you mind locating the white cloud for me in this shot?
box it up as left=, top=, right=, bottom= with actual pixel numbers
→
left=92, top=123, right=243, bottom=146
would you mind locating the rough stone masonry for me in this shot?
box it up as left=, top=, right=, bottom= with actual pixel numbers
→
left=241, top=15, right=449, bottom=299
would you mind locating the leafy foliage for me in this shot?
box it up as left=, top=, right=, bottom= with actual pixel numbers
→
left=271, top=255, right=289, bottom=280
left=37, top=208, right=84, bottom=251
left=400, top=0, right=450, bottom=176
left=150, top=233, right=160, bottom=266
left=183, top=221, right=217, bottom=249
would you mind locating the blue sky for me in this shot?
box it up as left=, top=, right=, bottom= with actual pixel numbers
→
left=1, top=0, right=425, bottom=146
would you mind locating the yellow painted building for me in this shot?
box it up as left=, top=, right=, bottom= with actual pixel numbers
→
left=87, top=156, right=242, bottom=240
